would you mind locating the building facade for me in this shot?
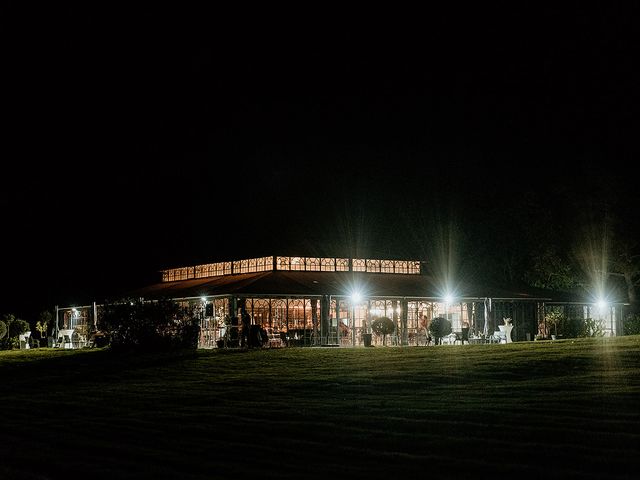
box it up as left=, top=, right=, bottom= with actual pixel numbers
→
left=55, top=255, right=626, bottom=348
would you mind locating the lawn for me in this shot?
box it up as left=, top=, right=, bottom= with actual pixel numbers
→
left=1, top=337, right=639, bottom=479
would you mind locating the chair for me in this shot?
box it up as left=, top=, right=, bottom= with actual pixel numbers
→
left=19, top=332, right=31, bottom=350
left=265, top=329, right=283, bottom=348
left=443, top=333, right=457, bottom=345
left=492, top=330, right=505, bottom=343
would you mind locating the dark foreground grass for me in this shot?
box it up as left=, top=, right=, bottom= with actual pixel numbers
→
left=1, top=337, right=639, bottom=480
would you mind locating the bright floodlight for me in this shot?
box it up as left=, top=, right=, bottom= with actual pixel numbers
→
left=597, top=299, right=608, bottom=310
left=351, top=291, right=363, bottom=303
left=444, top=294, right=454, bottom=304
left=201, top=296, right=207, bottom=303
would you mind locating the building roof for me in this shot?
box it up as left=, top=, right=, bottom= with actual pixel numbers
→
left=131, top=270, right=571, bottom=302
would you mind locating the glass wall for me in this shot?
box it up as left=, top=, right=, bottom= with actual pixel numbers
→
left=583, top=304, right=617, bottom=336
left=407, top=301, right=436, bottom=346
left=542, top=303, right=618, bottom=339
left=163, top=256, right=421, bottom=281
left=195, top=296, right=574, bottom=348
left=240, top=297, right=319, bottom=346
left=59, top=307, right=93, bottom=348
left=198, top=298, right=230, bottom=348
left=327, top=298, right=351, bottom=345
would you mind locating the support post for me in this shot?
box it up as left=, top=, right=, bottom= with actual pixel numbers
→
left=54, top=305, right=59, bottom=346
left=401, top=298, right=408, bottom=346
left=320, top=295, right=329, bottom=345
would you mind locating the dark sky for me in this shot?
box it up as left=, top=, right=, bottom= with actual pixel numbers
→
left=3, top=5, right=640, bottom=319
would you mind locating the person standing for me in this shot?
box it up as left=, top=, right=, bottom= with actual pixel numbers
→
left=241, top=312, right=251, bottom=348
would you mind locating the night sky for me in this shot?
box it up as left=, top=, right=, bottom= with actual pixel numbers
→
left=3, top=5, right=640, bottom=320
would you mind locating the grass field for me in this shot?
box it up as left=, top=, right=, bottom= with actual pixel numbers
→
left=1, top=337, right=639, bottom=479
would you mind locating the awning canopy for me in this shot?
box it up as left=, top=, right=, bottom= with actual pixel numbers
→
left=130, top=270, right=566, bottom=302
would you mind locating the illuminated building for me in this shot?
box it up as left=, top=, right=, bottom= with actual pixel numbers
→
left=56, top=255, right=626, bottom=348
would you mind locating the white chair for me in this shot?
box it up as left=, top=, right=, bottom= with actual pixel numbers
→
left=19, top=332, right=31, bottom=349
left=443, top=333, right=457, bottom=345
left=57, top=329, right=74, bottom=348
left=266, top=329, right=283, bottom=348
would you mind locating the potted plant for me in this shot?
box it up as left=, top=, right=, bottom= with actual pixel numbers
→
left=371, top=317, right=395, bottom=346
left=428, top=316, right=452, bottom=345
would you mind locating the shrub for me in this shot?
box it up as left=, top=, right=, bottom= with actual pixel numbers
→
left=623, top=313, right=640, bottom=335
left=428, top=317, right=452, bottom=345
left=583, top=317, right=606, bottom=337
left=99, top=299, right=200, bottom=352
left=545, top=309, right=609, bottom=338
left=9, top=319, right=30, bottom=338
left=93, top=332, right=110, bottom=348
left=545, top=309, right=563, bottom=337
left=0, top=314, right=30, bottom=350
left=561, top=316, right=585, bottom=338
